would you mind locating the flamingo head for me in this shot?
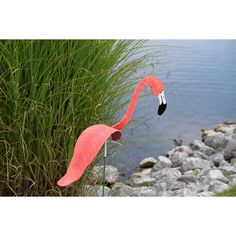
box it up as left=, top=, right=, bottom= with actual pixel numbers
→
left=157, top=90, right=167, bottom=115
left=149, top=78, right=167, bottom=116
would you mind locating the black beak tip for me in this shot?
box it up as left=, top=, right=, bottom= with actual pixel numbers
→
left=158, top=103, right=167, bottom=116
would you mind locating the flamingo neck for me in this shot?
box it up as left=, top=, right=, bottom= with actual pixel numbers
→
left=112, top=76, right=160, bottom=131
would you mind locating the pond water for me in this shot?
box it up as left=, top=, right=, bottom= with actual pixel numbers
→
left=109, top=40, right=236, bottom=179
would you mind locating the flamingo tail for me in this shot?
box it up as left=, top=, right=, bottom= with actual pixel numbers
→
left=57, top=124, right=121, bottom=187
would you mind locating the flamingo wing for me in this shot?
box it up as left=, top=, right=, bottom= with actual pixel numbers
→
left=57, top=124, right=121, bottom=187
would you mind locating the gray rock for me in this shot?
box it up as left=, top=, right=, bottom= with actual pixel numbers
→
left=183, top=169, right=200, bottom=176
left=181, top=157, right=210, bottom=172
left=167, top=145, right=192, bottom=157
left=198, top=191, right=214, bottom=197
left=109, top=182, right=134, bottom=196
left=151, top=168, right=182, bottom=180
left=152, top=156, right=172, bottom=171
left=91, top=165, right=119, bottom=184
left=177, top=175, right=197, bottom=183
left=167, top=178, right=186, bottom=191
left=219, top=165, right=236, bottom=175
left=84, top=185, right=110, bottom=196
left=118, top=166, right=126, bottom=176
left=140, top=168, right=152, bottom=175
left=186, top=182, right=204, bottom=193
left=224, top=140, right=236, bottom=161
left=214, top=123, right=235, bottom=133
left=208, top=152, right=224, bottom=166
left=154, top=182, right=168, bottom=193
left=155, top=177, right=185, bottom=191
left=201, top=129, right=217, bottom=141
left=156, top=191, right=173, bottom=197
left=139, top=157, right=157, bottom=168
left=172, top=188, right=198, bottom=197
left=230, top=158, right=236, bottom=167
left=219, top=159, right=232, bottom=167
left=204, top=133, right=228, bottom=150
left=169, top=151, right=188, bottom=167
left=229, top=174, right=236, bottom=186
left=173, top=138, right=183, bottom=146
left=131, top=186, right=157, bottom=196
left=229, top=181, right=236, bottom=187
left=127, top=172, right=156, bottom=187
left=208, top=180, right=229, bottom=193
left=189, top=151, right=208, bottom=160
left=224, top=120, right=236, bottom=125
left=206, top=169, right=228, bottom=183
left=190, top=140, right=215, bottom=156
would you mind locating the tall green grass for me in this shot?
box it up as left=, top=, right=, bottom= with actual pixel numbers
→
left=0, top=40, right=151, bottom=196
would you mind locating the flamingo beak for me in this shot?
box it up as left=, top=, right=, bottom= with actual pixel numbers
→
left=158, top=91, right=167, bottom=115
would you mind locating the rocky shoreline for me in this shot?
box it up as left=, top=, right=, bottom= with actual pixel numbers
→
left=85, top=121, right=236, bottom=196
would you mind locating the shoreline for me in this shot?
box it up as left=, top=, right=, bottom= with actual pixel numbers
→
left=85, top=120, right=236, bottom=196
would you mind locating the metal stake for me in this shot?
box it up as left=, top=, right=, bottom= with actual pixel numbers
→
left=102, top=141, right=107, bottom=197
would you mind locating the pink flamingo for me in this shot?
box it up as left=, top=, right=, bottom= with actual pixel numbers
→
left=57, top=76, right=167, bottom=187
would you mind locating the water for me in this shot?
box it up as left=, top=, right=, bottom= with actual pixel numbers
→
left=110, top=40, right=236, bottom=179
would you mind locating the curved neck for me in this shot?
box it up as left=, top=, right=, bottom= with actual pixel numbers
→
left=112, top=76, right=162, bottom=130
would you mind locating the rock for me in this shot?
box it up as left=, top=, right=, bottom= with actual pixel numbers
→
left=219, top=159, right=232, bottom=167
left=208, top=153, right=224, bottom=166
left=224, top=120, right=236, bottom=125
left=172, top=188, right=198, bottom=197
left=152, top=156, right=172, bottom=171
left=208, top=180, right=229, bottom=193
left=177, top=175, right=197, bottom=183
left=181, top=157, right=210, bottom=172
left=91, top=165, right=119, bottom=185
left=167, top=178, right=185, bottom=191
left=186, top=182, right=204, bottom=193
left=109, top=182, right=134, bottom=196
left=214, top=124, right=234, bottom=133
left=151, top=168, right=182, bottom=180
left=140, top=168, right=152, bottom=175
left=230, top=158, right=236, bottom=166
left=84, top=185, right=110, bottom=196
left=206, top=170, right=228, bottom=183
left=118, top=166, right=126, bottom=176
left=198, top=191, right=214, bottom=197
left=139, top=157, right=157, bottom=168
left=190, top=140, right=215, bottom=156
left=167, top=145, right=192, bottom=157
left=155, top=177, right=185, bottom=191
left=173, top=138, right=183, bottom=146
left=127, top=172, right=156, bottom=187
left=190, top=151, right=208, bottom=160
left=156, top=191, right=173, bottom=197
left=169, top=151, right=188, bottom=167
left=131, top=186, right=156, bottom=196
left=183, top=169, right=200, bottom=176
left=201, top=129, right=217, bottom=141
left=204, top=133, right=228, bottom=150
left=228, top=174, right=236, bottom=186
left=219, top=165, right=236, bottom=175
left=154, top=182, right=168, bottom=193
left=224, top=140, right=236, bottom=161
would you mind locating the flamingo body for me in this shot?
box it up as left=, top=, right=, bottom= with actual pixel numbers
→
left=57, top=76, right=166, bottom=187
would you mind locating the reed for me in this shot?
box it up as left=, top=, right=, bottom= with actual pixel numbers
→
left=0, top=40, right=152, bottom=196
